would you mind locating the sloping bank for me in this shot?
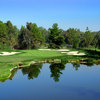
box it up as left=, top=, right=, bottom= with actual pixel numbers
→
left=0, top=49, right=100, bottom=82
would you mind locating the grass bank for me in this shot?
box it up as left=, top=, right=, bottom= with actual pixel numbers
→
left=0, top=49, right=100, bottom=82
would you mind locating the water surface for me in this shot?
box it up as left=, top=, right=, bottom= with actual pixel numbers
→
left=0, top=63, right=100, bottom=100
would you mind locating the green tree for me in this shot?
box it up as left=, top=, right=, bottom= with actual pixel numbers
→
left=55, top=35, right=65, bottom=46
left=39, top=27, right=48, bottom=43
left=49, top=23, right=65, bottom=48
left=18, top=26, right=32, bottom=49
left=83, top=27, right=93, bottom=48
left=92, top=34, right=98, bottom=50
left=66, top=28, right=80, bottom=48
left=94, top=31, right=100, bottom=49
left=6, top=21, right=19, bottom=49
left=26, top=22, right=43, bottom=48
left=0, top=21, right=7, bottom=49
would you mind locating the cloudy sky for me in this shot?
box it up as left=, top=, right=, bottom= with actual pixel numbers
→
left=0, top=0, right=100, bottom=31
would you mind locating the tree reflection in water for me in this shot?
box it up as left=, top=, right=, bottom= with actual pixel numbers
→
left=22, top=63, right=42, bottom=80
left=72, top=63, right=80, bottom=71
left=49, top=63, right=65, bottom=82
left=9, top=68, right=18, bottom=80
left=0, top=61, right=96, bottom=82
left=72, top=60, right=94, bottom=71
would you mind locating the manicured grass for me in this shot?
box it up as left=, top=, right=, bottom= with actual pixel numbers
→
left=0, top=49, right=79, bottom=82
left=0, top=49, right=80, bottom=63
left=0, top=49, right=65, bottom=81
left=0, top=63, right=15, bottom=82
left=0, top=49, right=100, bottom=82
left=0, top=50, right=65, bottom=63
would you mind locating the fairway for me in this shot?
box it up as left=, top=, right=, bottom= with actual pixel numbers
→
left=0, top=49, right=85, bottom=82
left=0, top=49, right=85, bottom=63
left=0, top=49, right=100, bottom=82
left=0, top=49, right=66, bottom=63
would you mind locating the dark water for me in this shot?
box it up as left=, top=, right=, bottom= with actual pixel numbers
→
left=0, top=63, right=100, bottom=100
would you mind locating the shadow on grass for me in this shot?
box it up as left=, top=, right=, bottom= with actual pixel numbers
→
left=84, top=50, right=100, bottom=59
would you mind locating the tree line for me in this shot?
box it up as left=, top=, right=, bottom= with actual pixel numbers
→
left=0, top=20, right=100, bottom=50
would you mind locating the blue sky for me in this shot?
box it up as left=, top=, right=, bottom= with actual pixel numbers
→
left=0, top=0, right=100, bottom=31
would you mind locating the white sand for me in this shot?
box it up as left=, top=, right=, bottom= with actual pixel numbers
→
left=38, top=49, right=69, bottom=51
left=0, top=52, right=20, bottom=56
left=38, top=49, right=85, bottom=56
left=57, top=49, right=69, bottom=51
left=61, top=52, right=67, bottom=53
left=67, top=51, right=86, bottom=56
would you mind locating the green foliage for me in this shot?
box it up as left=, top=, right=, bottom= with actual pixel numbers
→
left=0, top=21, right=19, bottom=49
left=18, top=26, right=32, bottom=49
left=0, top=20, right=100, bottom=50
left=6, top=21, right=19, bottom=49
left=0, top=21, right=8, bottom=49
left=92, top=32, right=100, bottom=49
left=26, top=22, right=45, bottom=48
left=39, top=27, right=48, bottom=44
left=49, top=23, right=65, bottom=48
left=95, top=31, right=100, bottom=48
left=81, top=27, right=93, bottom=48
left=66, top=28, right=80, bottom=49
left=0, top=63, right=16, bottom=82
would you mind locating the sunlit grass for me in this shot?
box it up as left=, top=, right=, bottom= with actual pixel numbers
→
left=0, top=49, right=100, bottom=82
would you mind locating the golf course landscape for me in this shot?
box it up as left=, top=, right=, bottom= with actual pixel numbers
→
left=0, top=48, right=100, bottom=82
left=0, top=0, right=100, bottom=99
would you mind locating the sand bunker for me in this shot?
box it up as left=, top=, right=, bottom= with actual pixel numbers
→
left=61, top=52, right=67, bottom=53
left=38, top=49, right=85, bottom=56
left=67, top=51, right=85, bottom=56
left=0, top=52, right=20, bottom=56
left=38, top=49, right=69, bottom=51
left=57, top=49, right=69, bottom=51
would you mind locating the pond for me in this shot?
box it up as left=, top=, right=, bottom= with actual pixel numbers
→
left=0, top=63, right=100, bottom=100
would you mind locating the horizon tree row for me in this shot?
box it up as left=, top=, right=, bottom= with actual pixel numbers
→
left=0, top=20, right=100, bottom=50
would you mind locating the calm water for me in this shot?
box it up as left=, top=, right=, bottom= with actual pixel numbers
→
left=0, top=63, right=100, bottom=100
